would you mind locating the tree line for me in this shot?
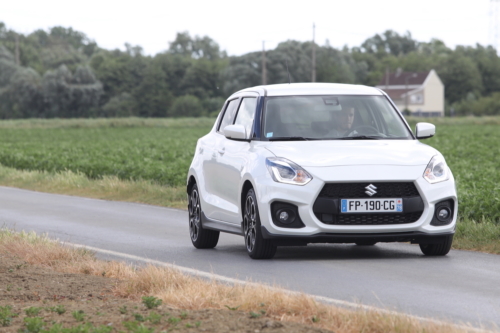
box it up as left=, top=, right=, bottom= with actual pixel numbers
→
left=0, top=22, right=499, bottom=118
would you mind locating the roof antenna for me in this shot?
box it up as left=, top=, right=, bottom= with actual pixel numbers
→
left=285, top=59, right=291, bottom=84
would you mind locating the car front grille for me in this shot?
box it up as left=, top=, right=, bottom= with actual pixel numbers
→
left=318, top=182, right=420, bottom=198
left=314, top=182, right=424, bottom=225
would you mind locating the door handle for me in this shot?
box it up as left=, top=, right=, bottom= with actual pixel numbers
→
left=218, top=148, right=225, bottom=155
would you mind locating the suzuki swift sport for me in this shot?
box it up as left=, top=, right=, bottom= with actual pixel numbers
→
left=186, top=83, right=457, bottom=259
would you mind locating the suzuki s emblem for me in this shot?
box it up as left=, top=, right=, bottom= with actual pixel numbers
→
left=365, top=184, right=377, bottom=196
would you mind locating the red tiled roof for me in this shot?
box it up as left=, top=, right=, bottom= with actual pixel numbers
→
left=377, top=71, right=430, bottom=86
left=379, top=88, right=411, bottom=101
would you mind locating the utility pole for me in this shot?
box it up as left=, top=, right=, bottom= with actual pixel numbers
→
left=15, top=33, right=20, bottom=66
left=262, top=41, right=267, bottom=85
left=311, top=23, right=316, bottom=82
left=385, top=67, right=389, bottom=89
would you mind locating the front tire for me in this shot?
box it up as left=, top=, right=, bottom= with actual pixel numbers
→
left=419, top=235, right=453, bottom=256
left=189, top=184, right=219, bottom=249
left=243, top=189, right=277, bottom=259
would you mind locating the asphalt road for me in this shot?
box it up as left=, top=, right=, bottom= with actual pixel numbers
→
left=1, top=186, right=499, bottom=328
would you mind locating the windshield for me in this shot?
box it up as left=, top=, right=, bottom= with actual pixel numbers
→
left=262, top=95, right=413, bottom=140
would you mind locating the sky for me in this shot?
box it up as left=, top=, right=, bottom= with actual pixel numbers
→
left=0, top=0, right=494, bottom=56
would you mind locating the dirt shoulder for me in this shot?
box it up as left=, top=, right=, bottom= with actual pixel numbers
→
left=0, top=252, right=331, bottom=333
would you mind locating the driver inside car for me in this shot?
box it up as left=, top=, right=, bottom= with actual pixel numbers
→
left=329, top=106, right=356, bottom=137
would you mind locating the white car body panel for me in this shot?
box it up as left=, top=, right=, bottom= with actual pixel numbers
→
left=264, top=140, right=437, bottom=167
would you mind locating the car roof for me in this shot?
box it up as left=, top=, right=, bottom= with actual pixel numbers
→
left=231, top=83, right=384, bottom=98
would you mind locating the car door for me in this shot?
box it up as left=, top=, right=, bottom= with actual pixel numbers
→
left=202, top=98, right=240, bottom=220
left=210, top=95, right=258, bottom=223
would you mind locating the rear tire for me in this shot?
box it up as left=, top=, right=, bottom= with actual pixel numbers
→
left=243, top=189, right=277, bottom=259
left=419, top=235, right=453, bottom=256
left=189, top=184, right=219, bottom=249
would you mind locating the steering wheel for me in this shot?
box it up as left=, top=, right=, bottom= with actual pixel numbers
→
left=345, top=125, right=379, bottom=136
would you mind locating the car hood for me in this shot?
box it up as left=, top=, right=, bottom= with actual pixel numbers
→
left=264, top=140, right=437, bottom=167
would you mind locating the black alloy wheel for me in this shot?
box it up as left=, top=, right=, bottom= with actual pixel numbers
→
left=419, top=235, right=453, bottom=256
left=188, top=184, right=219, bottom=249
left=243, top=188, right=277, bottom=259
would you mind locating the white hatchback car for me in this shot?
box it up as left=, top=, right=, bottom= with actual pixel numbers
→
left=187, top=83, right=457, bottom=259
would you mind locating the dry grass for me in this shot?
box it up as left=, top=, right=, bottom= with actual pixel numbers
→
left=0, top=228, right=481, bottom=333
left=454, top=219, right=500, bottom=254
left=0, top=164, right=187, bottom=209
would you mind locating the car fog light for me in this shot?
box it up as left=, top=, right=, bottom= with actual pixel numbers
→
left=271, top=202, right=305, bottom=228
left=438, top=209, right=450, bottom=220
left=437, top=207, right=451, bottom=221
left=279, top=211, right=289, bottom=221
left=276, top=209, right=295, bottom=224
left=431, top=200, right=454, bottom=226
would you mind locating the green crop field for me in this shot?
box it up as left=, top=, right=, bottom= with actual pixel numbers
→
left=0, top=120, right=213, bottom=188
left=407, top=118, right=500, bottom=223
left=427, top=126, right=500, bottom=221
left=0, top=117, right=498, bottom=225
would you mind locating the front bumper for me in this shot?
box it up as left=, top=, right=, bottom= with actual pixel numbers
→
left=261, top=227, right=455, bottom=246
left=253, top=164, right=458, bottom=238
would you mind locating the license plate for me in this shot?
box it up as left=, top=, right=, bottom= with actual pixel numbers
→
left=340, top=198, right=403, bottom=213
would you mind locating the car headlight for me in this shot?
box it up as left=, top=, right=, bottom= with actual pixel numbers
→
left=266, top=157, right=312, bottom=185
left=423, top=155, right=450, bottom=184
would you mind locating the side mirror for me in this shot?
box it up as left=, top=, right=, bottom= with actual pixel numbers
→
left=224, top=124, right=247, bottom=140
left=415, top=122, right=435, bottom=139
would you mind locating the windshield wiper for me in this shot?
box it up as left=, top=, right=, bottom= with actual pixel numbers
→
left=268, top=136, right=311, bottom=141
left=339, top=135, right=382, bottom=140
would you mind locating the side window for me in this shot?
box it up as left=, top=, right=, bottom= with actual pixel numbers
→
left=218, top=99, right=240, bottom=133
left=234, top=98, right=257, bottom=138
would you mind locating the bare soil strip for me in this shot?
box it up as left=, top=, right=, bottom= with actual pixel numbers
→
left=1, top=252, right=334, bottom=333
left=0, top=229, right=484, bottom=333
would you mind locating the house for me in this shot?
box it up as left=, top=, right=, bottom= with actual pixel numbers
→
left=376, top=69, right=444, bottom=117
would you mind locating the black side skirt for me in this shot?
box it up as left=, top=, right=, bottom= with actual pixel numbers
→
left=201, top=211, right=243, bottom=235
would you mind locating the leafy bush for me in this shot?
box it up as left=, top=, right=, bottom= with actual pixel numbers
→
left=0, top=305, right=16, bottom=326
left=23, top=317, right=44, bottom=332
left=169, top=95, right=204, bottom=117
left=142, top=296, right=162, bottom=309
left=101, top=92, right=135, bottom=117
left=24, top=307, right=42, bottom=317
left=452, top=92, right=500, bottom=116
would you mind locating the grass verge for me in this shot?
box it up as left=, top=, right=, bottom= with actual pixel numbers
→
left=0, top=228, right=481, bottom=333
left=0, top=164, right=187, bottom=209
left=0, top=163, right=498, bottom=255
left=454, top=219, right=500, bottom=254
